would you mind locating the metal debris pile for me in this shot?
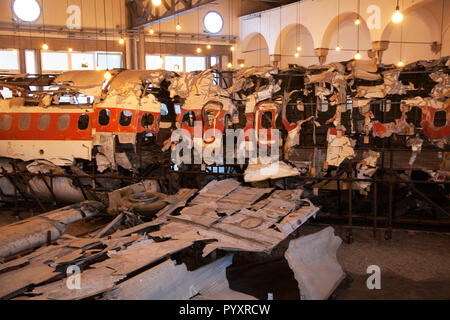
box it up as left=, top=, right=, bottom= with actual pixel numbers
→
left=0, top=179, right=344, bottom=300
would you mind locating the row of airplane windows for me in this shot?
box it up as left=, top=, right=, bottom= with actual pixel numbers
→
left=0, top=110, right=158, bottom=132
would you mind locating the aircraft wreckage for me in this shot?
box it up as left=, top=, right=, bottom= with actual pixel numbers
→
left=0, top=56, right=449, bottom=299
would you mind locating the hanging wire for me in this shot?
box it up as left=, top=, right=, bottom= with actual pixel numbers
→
left=399, top=6, right=404, bottom=63
left=103, top=0, right=108, bottom=70
left=337, top=0, right=340, bottom=48
left=42, top=0, right=46, bottom=47
left=357, top=0, right=360, bottom=53
left=80, top=0, right=86, bottom=52
left=439, top=0, right=444, bottom=59
left=66, top=0, right=71, bottom=51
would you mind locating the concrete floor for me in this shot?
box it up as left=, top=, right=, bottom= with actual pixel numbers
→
left=332, top=225, right=450, bottom=300
left=228, top=225, right=450, bottom=300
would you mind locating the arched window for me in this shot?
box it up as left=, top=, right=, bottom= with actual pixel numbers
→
left=78, top=113, right=89, bottom=130
left=57, top=114, right=70, bottom=131
left=119, top=110, right=133, bottom=127
left=37, top=114, right=50, bottom=131
left=18, top=114, right=31, bottom=131
left=98, top=109, right=110, bottom=126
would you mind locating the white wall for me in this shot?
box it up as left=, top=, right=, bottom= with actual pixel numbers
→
left=239, top=0, right=450, bottom=67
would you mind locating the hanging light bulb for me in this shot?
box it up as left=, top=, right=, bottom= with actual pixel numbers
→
left=196, top=47, right=202, bottom=53
left=354, top=52, right=361, bottom=60
left=152, top=0, right=162, bottom=6
left=296, top=46, right=302, bottom=52
left=149, top=28, right=155, bottom=35
left=230, top=46, right=235, bottom=52
left=119, top=38, right=125, bottom=45
left=42, top=43, right=49, bottom=50
left=227, top=62, right=232, bottom=68
left=335, top=45, right=341, bottom=52
left=68, top=47, right=73, bottom=52
left=206, top=44, right=211, bottom=49
left=391, top=5, right=403, bottom=24
left=397, top=60, right=404, bottom=67
left=104, top=71, right=112, bottom=80
left=176, top=24, right=181, bottom=31
left=354, top=18, right=361, bottom=25
left=294, top=52, right=299, bottom=58
left=240, top=63, right=245, bottom=68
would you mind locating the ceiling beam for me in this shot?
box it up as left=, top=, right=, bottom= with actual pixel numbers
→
left=127, top=0, right=216, bottom=30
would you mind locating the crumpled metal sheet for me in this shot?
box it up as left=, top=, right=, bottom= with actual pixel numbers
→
left=244, top=161, right=299, bottom=183
left=285, top=226, right=345, bottom=300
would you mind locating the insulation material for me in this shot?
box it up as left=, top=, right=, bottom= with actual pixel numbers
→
left=383, top=70, right=415, bottom=95
left=407, top=136, right=424, bottom=165
left=140, top=93, right=161, bottom=113
left=115, top=152, right=133, bottom=171
left=244, top=161, right=299, bottom=182
left=429, top=72, right=450, bottom=100
left=94, top=133, right=116, bottom=171
left=326, top=131, right=355, bottom=167
left=405, top=96, right=445, bottom=109
left=355, top=150, right=380, bottom=193
left=96, top=153, right=111, bottom=173
left=283, top=116, right=315, bottom=158
left=284, top=226, right=345, bottom=300
left=54, top=70, right=110, bottom=97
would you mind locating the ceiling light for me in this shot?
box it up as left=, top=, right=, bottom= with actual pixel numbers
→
left=240, top=63, right=244, bottom=68
left=68, top=47, right=73, bottom=52
left=227, top=62, right=232, bottom=68
left=104, top=71, right=112, bottom=80
left=42, top=43, right=48, bottom=50
left=391, top=6, right=403, bottom=24
left=230, top=46, right=235, bottom=52
left=397, top=60, right=404, bottom=67
left=206, top=44, right=211, bottom=49
left=354, top=52, right=361, bottom=60
left=152, top=0, right=161, bottom=6
left=196, top=47, right=202, bottom=53
left=119, top=38, right=125, bottom=45
left=149, top=28, right=154, bottom=35
left=294, top=52, right=299, bottom=58
left=296, top=46, right=302, bottom=52
left=176, top=24, right=181, bottom=31
left=336, top=46, right=341, bottom=52
left=354, top=18, right=361, bottom=25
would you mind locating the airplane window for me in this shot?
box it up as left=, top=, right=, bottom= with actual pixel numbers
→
left=182, top=111, right=196, bottom=127
left=119, top=110, right=133, bottom=127
left=18, top=114, right=31, bottom=131
left=57, top=114, right=70, bottom=131
left=38, top=114, right=50, bottom=131
left=0, top=114, right=12, bottom=130
left=161, top=104, right=168, bottom=116
left=434, top=111, right=446, bottom=127
left=78, top=114, right=90, bottom=130
left=141, top=113, right=154, bottom=128
left=98, top=109, right=110, bottom=126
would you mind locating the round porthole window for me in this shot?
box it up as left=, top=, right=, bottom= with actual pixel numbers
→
left=13, top=0, right=41, bottom=22
left=203, top=11, right=223, bottom=34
